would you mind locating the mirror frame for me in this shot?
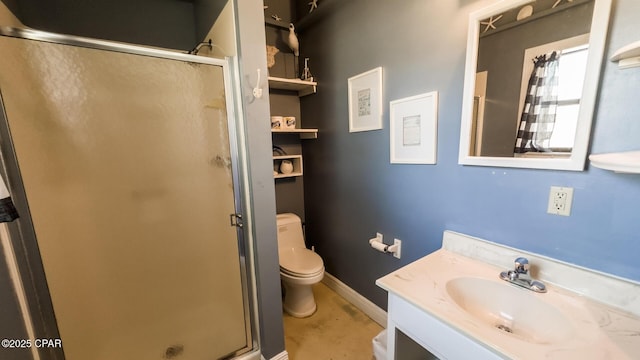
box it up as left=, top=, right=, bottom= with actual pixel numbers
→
left=458, top=0, right=612, bottom=171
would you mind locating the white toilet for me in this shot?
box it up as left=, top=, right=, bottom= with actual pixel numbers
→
left=276, top=213, right=324, bottom=317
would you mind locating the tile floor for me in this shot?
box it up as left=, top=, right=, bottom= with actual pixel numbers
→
left=282, top=282, right=384, bottom=360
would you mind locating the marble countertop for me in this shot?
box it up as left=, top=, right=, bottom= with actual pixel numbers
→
left=376, top=248, right=640, bottom=359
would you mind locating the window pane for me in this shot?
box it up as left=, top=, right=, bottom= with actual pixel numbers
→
left=557, top=48, right=588, bottom=101
left=550, top=104, right=580, bottom=149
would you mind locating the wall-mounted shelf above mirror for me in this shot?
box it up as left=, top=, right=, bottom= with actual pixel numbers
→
left=268, top=76, right=317, bottom=97
left=589, top=151, right=640, bottom=173
left=611, top=40, right=640, bottom=69
left=272, top=128, right=318, bottom=139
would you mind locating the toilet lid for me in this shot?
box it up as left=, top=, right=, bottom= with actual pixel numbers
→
left=279, top=248, right=324, bottom=275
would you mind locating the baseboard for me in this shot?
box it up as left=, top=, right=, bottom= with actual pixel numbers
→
left=321, top=272, right=387, bottom=327
left=261, top=350, right=288, bottom=360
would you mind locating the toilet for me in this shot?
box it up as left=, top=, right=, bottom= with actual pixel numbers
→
left=276, top=213, right=324, bottom=317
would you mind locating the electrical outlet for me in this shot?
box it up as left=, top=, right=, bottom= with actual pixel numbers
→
left=547, top=186, right=574, bottom=216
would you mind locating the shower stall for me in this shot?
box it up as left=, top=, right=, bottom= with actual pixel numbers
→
left=0, top=27, right=258, bottom=360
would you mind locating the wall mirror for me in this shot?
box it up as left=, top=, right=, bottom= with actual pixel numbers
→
left=458, top=0, right=612, bottom=171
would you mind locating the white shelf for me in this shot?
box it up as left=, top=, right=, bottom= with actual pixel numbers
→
left=268, top=76, right=317, bottom=97
left=611, top=40, right=640, bottom=69
left=264, top=19, right=288, bottom=30
left=273, top=155, right=303, bottom=178
left=589, top=150, right=640, bottom=173
left=271, top=128, right=318, bottom=139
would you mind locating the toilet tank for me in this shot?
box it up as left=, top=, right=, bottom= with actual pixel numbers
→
left=276, top=213, right=305, bottom=249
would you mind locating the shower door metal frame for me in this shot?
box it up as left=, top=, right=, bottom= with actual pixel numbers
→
left=0, top=26, right=259, bottom=360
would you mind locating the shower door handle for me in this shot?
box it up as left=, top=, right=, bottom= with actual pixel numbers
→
left=230, top=213, right=243, bottom=228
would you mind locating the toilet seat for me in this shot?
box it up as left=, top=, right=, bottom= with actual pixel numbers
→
left=279, top=248, right=324, bottom=277
left=281, top=267, right=324, bottom=279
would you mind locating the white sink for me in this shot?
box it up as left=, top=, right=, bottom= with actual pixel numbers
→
left=377, top=232, right=640, bottom=359
left=445, top=277, right=574, bottom=344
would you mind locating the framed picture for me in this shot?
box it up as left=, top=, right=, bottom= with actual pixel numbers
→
left=390, top=91, right=438, bottom=164
left=348, top=67, right=383, bottom=132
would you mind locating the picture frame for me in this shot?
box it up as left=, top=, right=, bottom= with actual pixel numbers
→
left=389, top=91, right=438, bottom=164
left=348, top=67, right=383, bottom=132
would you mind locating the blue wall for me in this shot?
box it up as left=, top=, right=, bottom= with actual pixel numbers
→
left=299, top=0, right=640, bottom=308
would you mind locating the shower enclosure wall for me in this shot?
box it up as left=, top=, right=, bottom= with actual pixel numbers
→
left=0, top=27, right=258, bottom=360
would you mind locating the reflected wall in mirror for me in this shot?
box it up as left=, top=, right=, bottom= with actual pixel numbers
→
left=459, top=0, right=612, bottom=171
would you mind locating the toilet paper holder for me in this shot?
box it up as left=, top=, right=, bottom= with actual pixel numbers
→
left=369, top=233, right=402, bottom=259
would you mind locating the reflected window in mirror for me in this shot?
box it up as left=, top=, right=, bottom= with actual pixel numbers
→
left=514, top=37, right=590, bottom=156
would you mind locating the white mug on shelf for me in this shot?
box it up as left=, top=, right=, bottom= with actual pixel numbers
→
left=271, top=116, right=283, bottom=129
left=284, top=116, right=296, bottom=129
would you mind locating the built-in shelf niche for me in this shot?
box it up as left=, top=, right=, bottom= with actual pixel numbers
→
left=273, top=155, right=303, bottom=178
left=611, top=40, right=640, bottom=69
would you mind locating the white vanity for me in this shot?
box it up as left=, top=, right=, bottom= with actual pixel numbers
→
left=376, top=231, right=640, bottom=359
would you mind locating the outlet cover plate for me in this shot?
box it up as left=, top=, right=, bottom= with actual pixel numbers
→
left=547, top=186, right=574, bottom=216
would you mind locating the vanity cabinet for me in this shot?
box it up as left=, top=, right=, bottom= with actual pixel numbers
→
left=385, top=294, right=501, bottom=360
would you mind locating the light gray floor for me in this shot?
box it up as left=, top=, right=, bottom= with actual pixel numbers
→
left=283, top=282, right=384, bottom=360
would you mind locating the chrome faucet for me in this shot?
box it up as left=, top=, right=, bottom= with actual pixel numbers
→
left=500, top=257, right=546, bottom=293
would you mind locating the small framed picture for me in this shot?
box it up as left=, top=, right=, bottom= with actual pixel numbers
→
left=348, top=67, right=383, bottom=132
left=390, top=91, right=438, bottom=164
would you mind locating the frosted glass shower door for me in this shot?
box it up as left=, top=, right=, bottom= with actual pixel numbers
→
left=0, top=35, right=249, bottom=359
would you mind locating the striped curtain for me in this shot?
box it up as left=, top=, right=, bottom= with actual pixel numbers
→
left=514, top=51, right=560, bottom=153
